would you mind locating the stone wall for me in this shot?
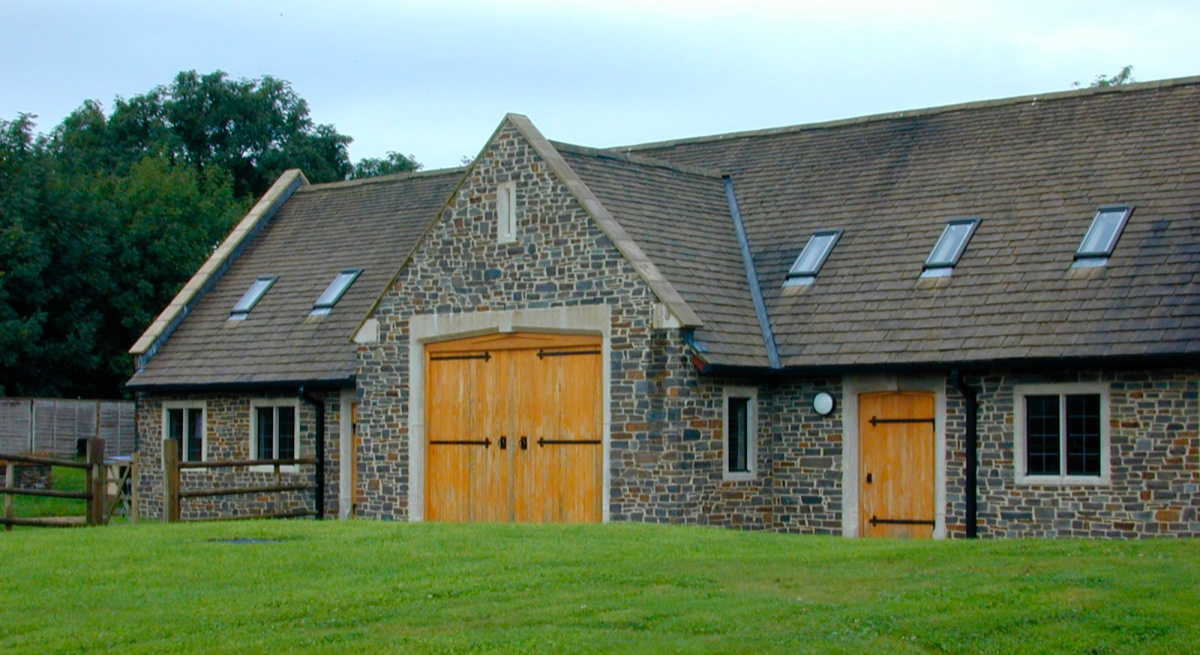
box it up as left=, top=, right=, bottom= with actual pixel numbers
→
left=948, top=369, right=1199, bottom=538
left=135, top=389, right=343, bottom=521
left=764, top=377, right=845, bottom=534
left=357, top=121, right=668, bottom=521
left=353, top=120, right=852, bottom=531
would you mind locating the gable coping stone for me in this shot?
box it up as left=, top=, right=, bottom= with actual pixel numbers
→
left=129, top=169, right=309, bottom=366
left=506, top=114, right=704, bottom=328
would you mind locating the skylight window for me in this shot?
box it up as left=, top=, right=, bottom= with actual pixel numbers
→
left=1076, top=205, right=1133, bottom=260
left=229, top=276, right=276, bottom=321
left=309, top=269, right=362, bottom=317
left=786, top=230, right=842, bottom=283
left=923, top=219, right=980, bottom=275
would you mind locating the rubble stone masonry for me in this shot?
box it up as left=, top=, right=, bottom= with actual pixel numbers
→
left=134, top=390, right=342, bottom=521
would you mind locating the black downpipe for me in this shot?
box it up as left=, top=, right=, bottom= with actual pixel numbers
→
left=299, top=386, right=325, bottom=520
left=950, top=370, right=978, bottom=538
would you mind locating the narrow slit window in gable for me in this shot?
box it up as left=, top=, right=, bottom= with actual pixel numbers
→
left=1074, top=205, right=1133, bottom=266
left=310, top=269, right=362, bottom=317
left=922, top=218, right=980, bottom=277
left=229, top=276, right=276, bottom=321
left=497, top=181, right=517, bottom=243
left=785, top=229, right=842, bottom=286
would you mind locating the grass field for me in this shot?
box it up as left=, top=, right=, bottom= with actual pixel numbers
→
left=0, top=521, right=1196, bottom=654
left=7, top=465, right=87, bottom=519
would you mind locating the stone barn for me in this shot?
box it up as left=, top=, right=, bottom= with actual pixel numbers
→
left=128, top=77, right=1200, bottom=538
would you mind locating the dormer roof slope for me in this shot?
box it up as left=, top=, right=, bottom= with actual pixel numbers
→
left=552, top=143, right=769, bottom=367
left=629, top=78, right=1200, bottom=369
left=127, top=168, right=465, bottom=389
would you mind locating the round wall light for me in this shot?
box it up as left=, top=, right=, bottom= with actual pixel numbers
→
left=813, top=392, right=836, bottom=416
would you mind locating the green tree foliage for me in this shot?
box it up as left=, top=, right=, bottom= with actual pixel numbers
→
left=350, top=151, right=421, bottom=179
left=1074, top=65, right=1137, bottom=89
left=2, top=70, right=418, bottom=398
left=96, top=71, right=354, bottom=198
left=0, top=114, right=244, bottom=398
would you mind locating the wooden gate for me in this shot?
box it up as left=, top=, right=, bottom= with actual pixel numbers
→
left=425, top=332, right=602, bottom=523
left=859, top=391, right=935, bottom=538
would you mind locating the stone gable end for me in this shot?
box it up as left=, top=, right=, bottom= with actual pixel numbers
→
left=356, top=121, right=678, bottom=521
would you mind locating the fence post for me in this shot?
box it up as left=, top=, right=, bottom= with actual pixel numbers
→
left=130, top=452, right=140, bottom=525
left=164, top=440, right=180, bottom=523
left=86, top=437, right=106, bottom=526
left=4, top=461, right=13, bottom=532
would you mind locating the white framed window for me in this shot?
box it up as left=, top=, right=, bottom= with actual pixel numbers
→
left=723, top=387, right=758, bottom=481
left=162, top=401, right=206, bottom=463
left=1013, top=383, right=1110, bottom=485
left=250, top=399, right=299, bottom=468
left=496, top=181, right=517, bottom=243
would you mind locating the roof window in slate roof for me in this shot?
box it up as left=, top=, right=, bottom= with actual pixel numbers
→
left=785, top=230, right=842, bottom=286
left=229, top=276, right=276, bottom=321
left=1074, top=205, right=1133, bottom=267
left=921, top=219, right=980, bottom=278
left=310, top=269, right=362, bottom=317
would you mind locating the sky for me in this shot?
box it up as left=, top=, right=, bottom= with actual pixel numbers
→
left=3, top=0, right=1199, bottom=170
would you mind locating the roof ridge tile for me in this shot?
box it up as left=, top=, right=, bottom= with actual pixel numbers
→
left=618, top=74, right=1200, bottom=152
left=549, top=140, right=724, bottom=179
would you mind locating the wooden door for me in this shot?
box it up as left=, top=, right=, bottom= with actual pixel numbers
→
left=425, top=343, right=508, bottom=521
left=425, top=332, right=602, bottom=523
left=512, top=341, right=603, bottom=523
left=859, top=391, right=935, bottom=538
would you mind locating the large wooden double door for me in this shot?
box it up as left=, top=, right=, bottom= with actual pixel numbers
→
left=859, top=391, right=936, bottom=538
left=425, top=332, right=602, bottom=523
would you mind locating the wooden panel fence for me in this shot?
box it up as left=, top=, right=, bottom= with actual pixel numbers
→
left=1, top=437, right=138, bottom=530
left=0, top=398, right=136, bottom=458
left=164, top=442, right=319, bottom=522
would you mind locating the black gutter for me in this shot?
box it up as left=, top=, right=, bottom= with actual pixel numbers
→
left=125, top=377, right=353, bottom=394
left=950, top=370, right=978, bottom=539
left=722, top=176, right=781, bottom=369
left=298, top=385, right=326, bottom=520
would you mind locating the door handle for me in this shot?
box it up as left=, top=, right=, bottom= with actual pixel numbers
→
left=519, top=436, right=527, bottom=450
left=866, top=472, right=873, bottom=483
left=499, top=436, right=507, bottom=450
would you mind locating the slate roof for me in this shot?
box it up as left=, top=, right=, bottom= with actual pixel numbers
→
left=552, top=143, right=770, bottom=367
left=130, top=77, right=1200, bottom=386
left=629, top=77, right=1200, bottom=370
left=127, top=168, right=464, bottom=389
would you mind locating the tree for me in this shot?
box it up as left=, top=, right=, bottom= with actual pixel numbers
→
left=1, top=70, right=420, bottom=397
left=1074, top=65, right=1136, bottom=89
left=0, top=113, right=244, bottom=398
left=107, top=71, right=355, bottom=199
left=0, top=115, right=49, bottom=396
left=351, top=151, right=421, bottom=179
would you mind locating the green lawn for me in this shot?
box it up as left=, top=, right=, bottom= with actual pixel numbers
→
left=7, top=465, right=87, bottom=519
left=0, top=521, right=1196, bottom=654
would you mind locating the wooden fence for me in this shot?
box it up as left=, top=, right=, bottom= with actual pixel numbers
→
left=1, top=437, right=138, bottom=530
left=0, top=398, right=136, bottom=458
left=164, top=443, right=318, bottom=522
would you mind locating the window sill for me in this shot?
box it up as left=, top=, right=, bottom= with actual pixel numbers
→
left=249, top=464, right=301, bottom=475
left=1015, top=473, right=1110, bottom=487
left=722, top=471, right=756, bottom=482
